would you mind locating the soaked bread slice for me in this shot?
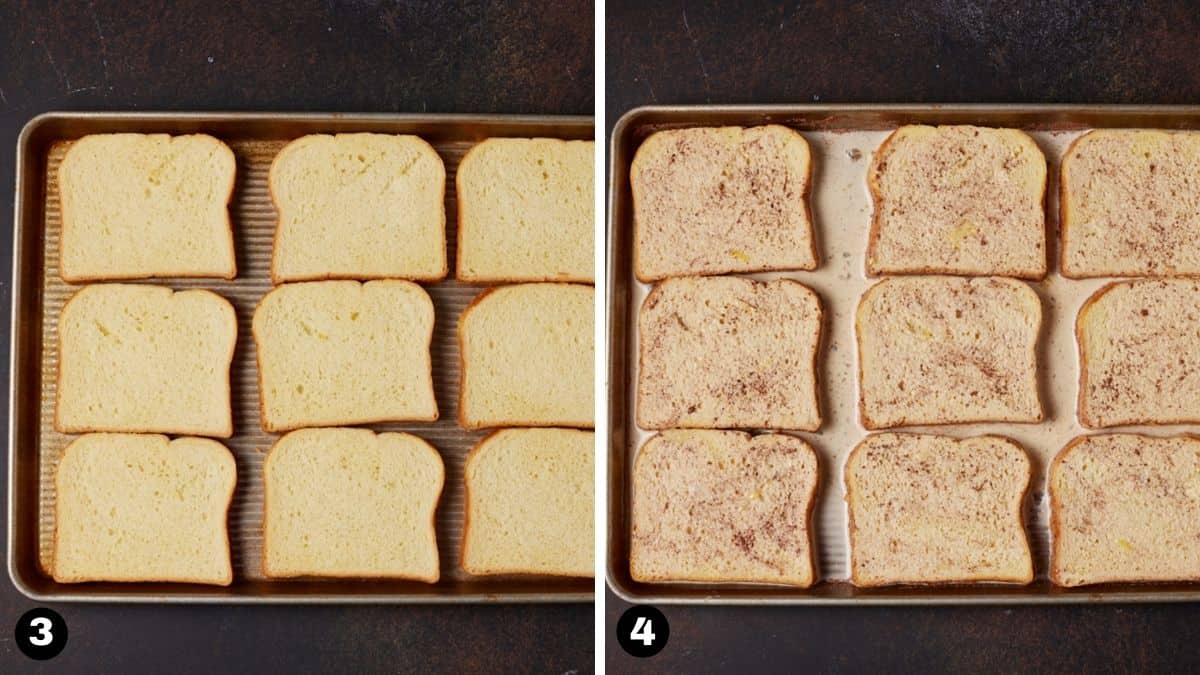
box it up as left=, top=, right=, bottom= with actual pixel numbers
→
left=1050, top=434, right=1200, bottom=586
left=1078, top=280, right=1200, bottom=427
left=631, top=125, right=817, bottom=281
left=867, top=125, right=1047, bottom=279
left=637, top=276, right=822, bottom=431
left=856, top=276, right=1042, bottom=429
left=846, top=433, right=1034, bottom=586
left=630, top=430, right=819, bottom=587
left=1061, top=130, right=1200, bottom=278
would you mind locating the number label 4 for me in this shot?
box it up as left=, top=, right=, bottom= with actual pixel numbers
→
left=630, top=616, right=656, bottom=646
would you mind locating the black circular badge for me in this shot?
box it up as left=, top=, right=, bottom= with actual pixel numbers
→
left=15, top=607, right=68, bottom=660
left=616, top=604, right=669, bottom=657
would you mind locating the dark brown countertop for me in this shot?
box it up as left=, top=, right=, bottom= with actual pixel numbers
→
left=607, top=1, right=1200, bottom=672
left=0, top=1, right=593, bottom=672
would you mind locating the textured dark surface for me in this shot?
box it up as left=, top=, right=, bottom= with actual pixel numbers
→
left=0, top=1, right=593, bottom=673
left=607, top=1, right=1200, bottom=673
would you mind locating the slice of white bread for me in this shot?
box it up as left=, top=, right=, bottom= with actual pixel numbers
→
left=53, top=433, right=236, bottom=585
left=630, top=430, right=819, bottom=587
left=846, top=433, right=1033, bottom=586
left=58, top=133, right=236, bottom=282
left=457, top=138, right=594, bottom=282
left=56, top=284, right=236, bottom=438
left=631, top=125, right=817, bottom=281
left=458, top=283, right=593, bottom=429
left=856, top=276, right=1042, bottom=429
left=1061, top=130, right=1200, bottom=278
left=462, top=428, right=594, bottom=577
left=637, top=276, right=822, bottom=431
left=1050, top=434, right=1200, bottom=586
left=253, top=280, right=437, bottom=432
left=867, top=125, right=1047, bottom=279
left=1078, top=280, right=1200, bottom=427
left=263, top=428, right=444, bottom=581
left=269, top=133, right=446, bottom=283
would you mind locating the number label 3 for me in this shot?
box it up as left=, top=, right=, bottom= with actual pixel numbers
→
left=15, top=608, right=68, bottom=660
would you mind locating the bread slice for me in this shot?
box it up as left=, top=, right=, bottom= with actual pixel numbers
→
left=458, top=283, right=593, bottom=429
left=630, top=430, right=819, bottom=586
left=53, top=433, right=236, bottom=585
left=456, top=138, right=594, bottom=283
left=867, top=125, right=1047, bottom=279
left=269, top=133, right=446, bottom=283
left=58, top=133, right=236, bottom=282
left=1061, top=130, right=1200, bottom=278
left=462, top=428, right=594, bottom=577
left=1077, top=280, right=1200, bottom=427
left=631, top=125, right=817, bottom=281
left=846, top=433, right=1033, bottom=586
left=1050, top=434, right=1200, bottom=586
left=637, top=276, right=821, bottom=431
left=253, top=280, right=437, bottom=432
left=263, top=428, right=443, bottom=581
left=856, top=276, right=1042, bottom=429
left=56, top=284, right=236, bottom=438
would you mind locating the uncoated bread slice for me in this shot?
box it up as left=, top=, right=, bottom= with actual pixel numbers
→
left=53, top=433, right=236, bottom=585
left=457, top=138, right=594, bottom=282
left=57, top=133, right=237, bottom=282
left=458, top=283, right=593, bottom=429
left=631, top=125, right=817, bottom=281
left=630, top=430, right=819, bottom=587
left=856, top=276, right=1042, bottom=429
left=462, top=428, right=594, bottom=577
left=1077, top=280, right=1200, bottom=427
left=56, top=284, right=236, bottom=438
left=846, top=433, right=1034, bottom=586
left=1061, top=130, right=1200, bottom=278
left=263, top=428, right=444, bottom=582
left=637, top=276, right=821, bottom=431
left=253, top=280, right=437, bottom=432
left=270, top=133, right=447, bottom=283
left=1051, top=434, right=1200, bottom=586
left=867, top=125, right=1047, bottom=279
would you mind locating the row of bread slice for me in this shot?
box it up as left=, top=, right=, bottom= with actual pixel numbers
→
left=54, top=281, right=594, bottom=437
left=630, top=430, right=1200, bottom=588
left=57, top=132, right=593, bottom=284
left=636, top=274, right=1200, bottom=431
left=632, top=124, right=1200, bottom=281
left=52, top=428, right=593, bottom=585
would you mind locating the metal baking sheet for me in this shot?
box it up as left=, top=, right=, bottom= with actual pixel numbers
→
left=606, top=104, right=1200, bottom=604
left=9, top=111, right=594, bottom=603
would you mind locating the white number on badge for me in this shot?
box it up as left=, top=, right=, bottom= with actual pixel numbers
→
left=630, top=616, right=655, bottom=646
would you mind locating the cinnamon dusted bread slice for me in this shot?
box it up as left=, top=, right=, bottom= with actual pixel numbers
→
left=846, top=433, right=1034, bottom=586
left=637, top=276, right=821, bottom=431
left=867, top=125, right=1047, bottom=279
left=1051, top=434, right=1200, bottom=586
left=630, top=430, right=820, bottom=587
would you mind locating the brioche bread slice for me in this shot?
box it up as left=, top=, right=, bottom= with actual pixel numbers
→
left=1078, top=280, right=1200, bottom=427
left=856, top=276, right=1042, bottom=429
left=253, top=280, right=437, bottom=432
left=1051, top=434, right=1200, bottom=586
left=269, top=133, right=446, bottom=283
left=462, top=428, right=594, bottom=577
left=1061, top=130, right=1200, bottom=278
left=867, top=125, right=1047, bottom=279
left=631, top=125, right=817, bottom=281
left=637, top=276, right=821, bottom=431
left=458, top=283, right=593, bottom=429
left=846, top=433, right=1034, bottom=586
left=56, top=284, right=236, bottom=438
left=630, top=430, right=819, bottom=587
left=457, top=138, right=594, bottom=282
left=263, top=428, right=444, bottom=581
left=58, top=133, right=237, bottom=282
left=53, top=433, right=236, bottom=585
